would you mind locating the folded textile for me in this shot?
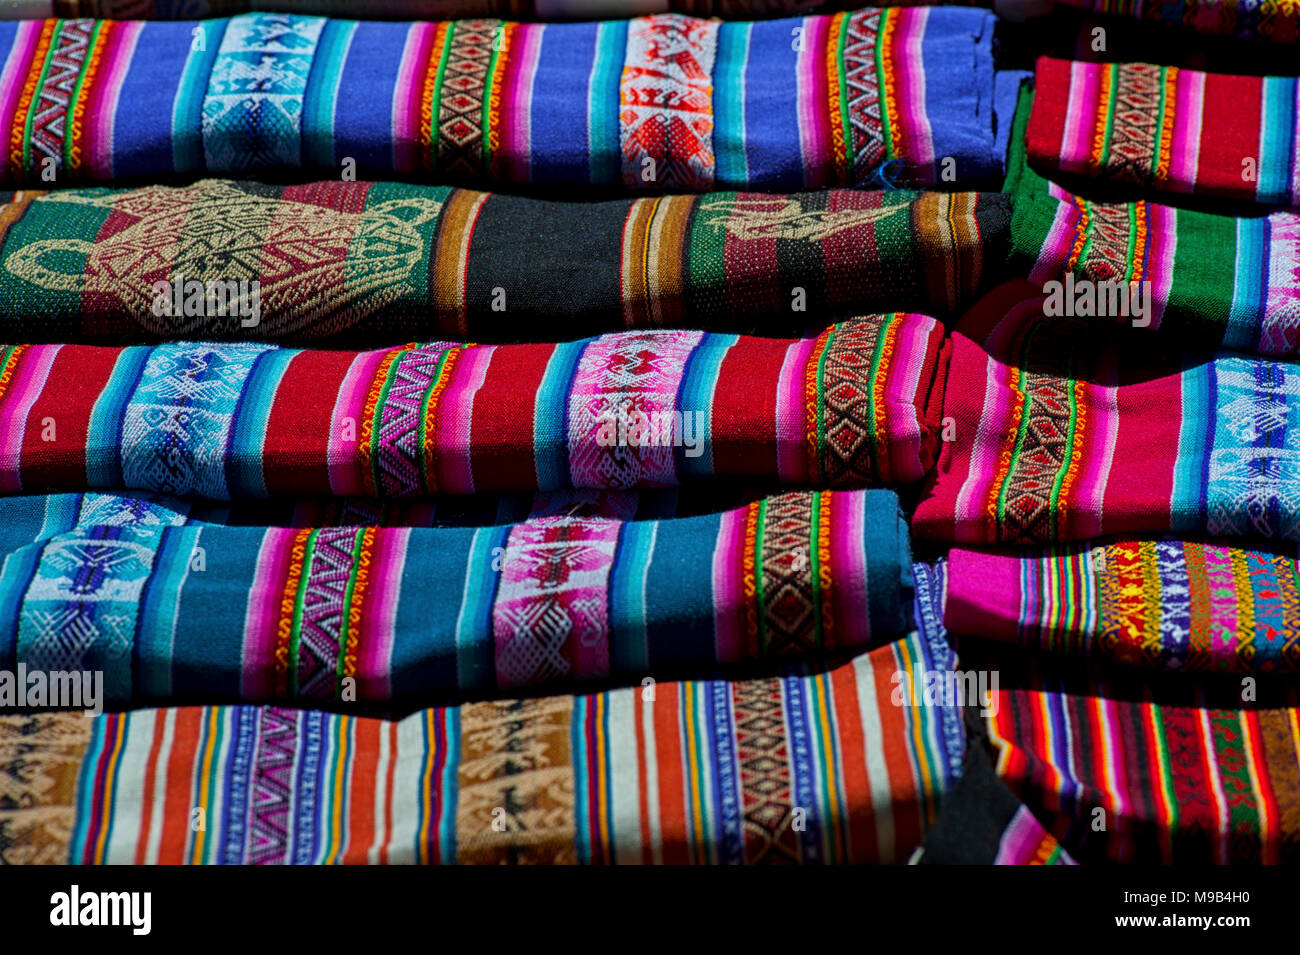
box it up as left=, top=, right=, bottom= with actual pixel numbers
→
left=1027, top=57, right=1300, bottom=208
left=0, top=319, right=946, bottom=499
left=987, top=665, right=1300, bottom=863
left=0, top=489, right=913, bottom=706
left=0, top=181, right=1008, bottom=343
left=0, top=9, right=1007, bottom=190
left=0, top=487, right=778, bottom=555
left=8, top=1, right=905, bottom=18
left=912, top=281, right=1300, bottom=545
left=0, top=629, right=962, bottom=864
left=1056, top=0, right=1300, bottom=45
left=919, top=733, right=1076, bottom=865
left=948, top=541, right=1300, bottom=674
left=1007, top=86, right=1300, bottom=357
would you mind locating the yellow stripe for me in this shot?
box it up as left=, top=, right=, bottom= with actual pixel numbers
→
left=191, top=708, right=221, bottom=865
left=329, top=715, right=351, bottom=864
left=812, top=671, right=844, bottom=857
left=419, top=709, right=435, bottom=863
left=895, top=639, right=936, bottom=815
left=92, top=716, right=127, bottom=864
left=595, top=693, right=610, bottom=861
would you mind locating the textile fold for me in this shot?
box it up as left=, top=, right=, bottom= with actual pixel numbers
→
left=987, top=663, right=1300, bottom=863
left=947, top=541, right=1300, bottom=674
left=0, top=629, right=962, bottom=864
left=0, top=181, right=1008, bottom=343
left=913, top=280, right=1300, bottom=546
left=0, top=488, right=914, bottom=707
left=0, top=318, right=947, bottom=499
left=1027, top=56, right=1300, bottom=208
left=1006, top=85, right=1300, bottom=357
left=0, top=8, right=1008, bottom=190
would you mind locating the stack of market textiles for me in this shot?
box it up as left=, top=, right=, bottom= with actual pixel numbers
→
left=0, top=2, right=1295, bottom=871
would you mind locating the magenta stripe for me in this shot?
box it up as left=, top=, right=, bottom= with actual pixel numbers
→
left=240, top=527, right=298, bottom=700
left=86, top=20, right=143, bottom=180
left=328, top=349, right=391, bottom=496
left=501, top=23, right=543, bottom=183
left=0, top=344, right=60, bottom=493
left=1030, top=198, right=1082, bottom=285
left=1168, top=70, right=1205, bottom=194
left=355, top=526, right=409, bottom=702
left=1060, top=61, right=1101, bottom=173
left=392, top=22, right=436, bottom=174
left=893, top=8, right=933, bottom=169
left=1202, top=544, right=1239, bottom=669
left=1147, top=202, right=1177, bottom=330
left=711, top=504, right=747, bottom=663
left=776, top=336, right=816, bottom=483
left=994, top=807, right=1056, bottom=864
left=1068, top=354, right=1118, bottom=541
left=0, top=21, right=43, bottom=183
left=797, top=14, right=832, bottom=188
left=882, top=315, right=929, bottom=483
left=828, top=490, right=870, bottom=647
left=435, top=343, right=496, bottom=495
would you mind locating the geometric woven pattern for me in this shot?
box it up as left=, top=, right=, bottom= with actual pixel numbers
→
left=492, top=516, right=620, bottom=689
left=202, top=14, right=325, bottom=173
left=620, top=14, right=718, bottom=190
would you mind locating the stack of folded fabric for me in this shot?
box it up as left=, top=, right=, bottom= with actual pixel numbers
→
left=0, top=0, right=1295, bottom=871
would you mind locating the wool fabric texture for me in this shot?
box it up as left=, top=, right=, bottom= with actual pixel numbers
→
left=1027, top=57, right=1300, bottom=208
left=0, top=628, right=963, bottom=864
left=987, top=663, right=1300, bottom=863
left=913, top=281, right=1300, bottom=546
left=0, top=489, right=914, bottom=706
left=0, top=180, right=1008, bottom=343
left=1006, top=86, right=1300, bottom=356
left=0, top=487, right=779, bottom=551
left=0, top=8, right=1007, bottom=191
left=8, top=1, right=952, bottom=18
left=0, top=319, right=946, bottom=499
left=948, top=541, right=1300, bottom=674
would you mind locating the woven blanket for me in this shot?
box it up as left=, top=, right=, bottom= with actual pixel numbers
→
left=0, top=181, right=1008, bottom=343
left=0, top=319, right=946, bottom=499
left=0, top=488, right=780, bottom=554
left=0, top=629, right=963, bottom=864
left=1056, top=0, right=1300, bottom=44
left=1007, top=86, right=1300, bottom=357
left=0, top=9, right=1006, bottom=191
left=11, top=1, right=912, bottom=18
left=912, top=281, right=1300, bottom=546
left=948, top=541, right=1300, bottom=674
left=987, top=664, right=1300, bottom=863
left=1027, top=57, right=1300, bottom=208
left=0, top=488, right=914, bottom=706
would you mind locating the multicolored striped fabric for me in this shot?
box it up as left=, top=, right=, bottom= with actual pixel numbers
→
left=0, top=487, right=780, bottom=552
left=0, top=8, right=1007, bottom=191
left=1027, top=57, right=1300, bottom=208
left=1058, top=0, right=1300, bottom=45
left=0, top=489, right=914, bottom=706
left=0, top=319, right=946, bottom=499
left=10, top=1, right=860, bottom=19
left=0, top=629, right=963, bottom=864
left=948, top=541, right=1300, bottom=674
left=913, top=281, right=1300, bottom=546
left=0, top=180, right=1008, bottom=343
left=1007, top=87, right=1300, bottom=356
left=987, top=666, right=1300, bottom=863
